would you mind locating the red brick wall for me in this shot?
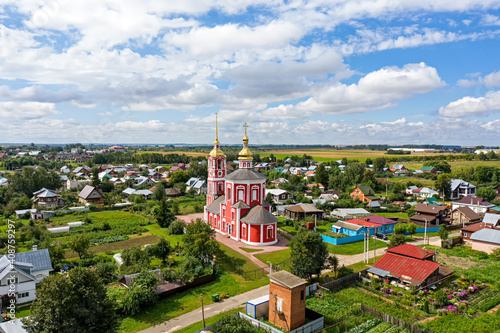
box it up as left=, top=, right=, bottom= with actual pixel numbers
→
left=268, top=281, right=305, bottom=331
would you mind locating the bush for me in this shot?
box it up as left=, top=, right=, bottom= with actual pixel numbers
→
left=168, top=220, right=185, bottom=235
left=161, top=267, right=177, bottom=282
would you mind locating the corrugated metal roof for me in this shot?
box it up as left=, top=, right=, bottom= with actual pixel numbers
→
left=225, top=169, right=266, bottom=180
left=373, top=253, right=441, bottom=285
left=470, top=228, right=500, bottom=245
left=367, top=266, right=390, bottom=277
left=0, top=249, right=53, bottom=273
left=482, top=213, right=500, bottom=226
left=386, top=244, right=435, bottom=260
left=206, top=196, right=225, bottom=214
left=241, top=206, right=278, bottom=225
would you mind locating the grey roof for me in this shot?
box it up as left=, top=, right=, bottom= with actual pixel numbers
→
left=0, top=318, right=29, bottom=333
left=451, top=179, right=476, bottom=191
left=206, top=196, right=225, bottom=214
left=232, top=201, right=250, bottom=209
left=78, top=185, right=103, bottom=199
left=470, top=228, right=500, bottom=245
left=367, top=266, right=390, bottom=277
left=225, top=168, right=266, bottom=180
left=268, top=271, right=306, bottom=289
left=334, top=221, right=365, bottom=231
left=368, top=201, right=381, bottom=208
left=240, top=205, right=278, bottom=225
left=483, top=213, right=500, bottom=226
left=13, top=249, right=53, bottom=272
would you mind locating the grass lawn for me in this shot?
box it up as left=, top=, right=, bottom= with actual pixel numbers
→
left=254, top=249, right=291, bottom=267
left=16, top=305, right=31, bottom=318
left=145, top=224, right=185, bottom=246
left=217, top=243, right=264, bottom=275
left=173, top=308, right=242, bottom=333
left=239, top=247, right=263, bottom=253
left=346, top=255, right=384, bottom=272
left=50, top=210, right=151, bottom=226
left=118, top=271, right=268, bottom=332
left=374, top=212, right=409, bottom=219
left=326, top=239, right=387, bottom=255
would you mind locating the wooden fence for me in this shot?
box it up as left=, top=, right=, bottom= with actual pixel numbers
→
left=321, top=269, right=367, bottom=291
left=360, top=305, right=432, bottom=333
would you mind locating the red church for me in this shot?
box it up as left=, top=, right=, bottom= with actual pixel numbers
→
left=204, top=119, right=278, bottom=246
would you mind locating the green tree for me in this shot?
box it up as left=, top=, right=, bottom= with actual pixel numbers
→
left=389, top=234, right=407, bottom=248
left=290, top=230, right=328, bottom=280
left=153, top=182, right=166, bottom=201
left=91, top=167, right=100, bottom=187
left=168, top=220, right=185, bottom=235
left=40, top=239, right=65, bottom=267
left=122, top=270, right=159, bottom=315
left=211, top=312, right=269, bottom=333
left=394, top=223, right=406, bottom=235
left=327, top=255, right=339, bottom=278
left=169, top=170, right=190, bottom=185
left=438, top=225, right=449, bottom=241
left=315, top=164, right=328, bottom=188
left=476, top=187, right=497, bottom=202
left=435, top=173, right=452, bottom=199
left=183, top=218, right=220, bottom=263
left=150, top=238, right=172, bottom=264
left=23, top=267, right=117, bottom=333
left=122, top=245, right=150, bottom=271
left=373, top=157, right=387, bottom=172
left=406, top=223, right=417, bottom=238
left=68, top=234, right=90, bottom=259
left=155, top=198, right=175, bottom=228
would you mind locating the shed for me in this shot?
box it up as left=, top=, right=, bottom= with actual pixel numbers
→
left=67, top=221, right=84, bottom=228
left=246, top=295, right=269, bottom=319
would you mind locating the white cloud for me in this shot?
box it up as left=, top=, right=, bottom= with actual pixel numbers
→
left=294, top=62, right=445, bottom=114
left=481, top=14, right=500, bottom=26
left=439, top=90, right=500, bottom=117
left=0, top=101, right=59, bottom=119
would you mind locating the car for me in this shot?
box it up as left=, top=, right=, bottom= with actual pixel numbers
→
left=375, top=232, right=388, bottom=240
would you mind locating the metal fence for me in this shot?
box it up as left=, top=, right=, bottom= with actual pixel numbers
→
left=321, top=269, right=367, bottom=291
left=242, top=258, right=292, bottom=280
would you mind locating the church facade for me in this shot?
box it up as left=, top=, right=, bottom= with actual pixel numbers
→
left=204, top=121, right=278, bottom=246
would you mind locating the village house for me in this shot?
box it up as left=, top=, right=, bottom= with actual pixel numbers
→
left=265, top=189, right=293, bottom=204
left=330, top=208, right=370, bottom=219
left=78, top=185, right=105, bottom=205
left=450, top=179, right=476, bottom=200
left=284, top=203, right=323, bottom=221
left=31, top=188, right=63, bottom=209
left=342, top=215, right=399, bottom=235
left=389, top=164, right=407, bottom=173
left=460, top=222, right=491, bottom=242
left=365, top=244, right=453, bottom=289
left=410, top=203, right=449, bottom=226
left=412, top=187, right=439, bottom=199
left=470, top=228, right=500, bottom=254
left=185, top=177, right=207, bottom=195
left=450, top=206, right=481, bottom=226
left=122, top=188, right=153, bottom=200
left=451, top=196, right=495, bottom=215
left=350, top=185, right=380, bottom=203
left=0, top=248, right=53, bottom=304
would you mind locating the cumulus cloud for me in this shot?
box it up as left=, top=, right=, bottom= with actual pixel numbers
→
left=457, top=71, right=500, bottom=87
left=439, top=91, right=500, bottom=117
left=0, top=102, right=59, bottom=119
left=294, top=62, right=445, bottom=114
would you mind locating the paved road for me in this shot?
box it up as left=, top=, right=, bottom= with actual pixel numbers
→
left=139, top=285, right=269, bottom=333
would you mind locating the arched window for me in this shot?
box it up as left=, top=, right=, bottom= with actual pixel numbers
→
left=238, top=190, right=244, bottom=201
left=242, top=224, right=247, bottom=238
left=252, top=189, right=258, bottom=201
left=267, top=225, right=274, bottom=239
left=227, top=188, right=231, bottom=201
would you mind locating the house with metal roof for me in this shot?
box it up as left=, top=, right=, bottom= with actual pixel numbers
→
left=470, top=228, right=500, bottom=254
left=284, top=204, right=323, bottom=221
left=0, top=249, right=53, bottom=304
left=483, top=213, right=500, bottom=227
left=451, top=196, right=495, bottom=215
left=450, top=179, right=476, bottom=200
left=450, top=206, right=481, bottom=226
left=365, top=244, right=453, bottom=288
left=31, top=188, right=63, bottom=209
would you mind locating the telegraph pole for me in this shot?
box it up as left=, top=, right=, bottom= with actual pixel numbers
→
left=201, top=293, right=206, bottom=328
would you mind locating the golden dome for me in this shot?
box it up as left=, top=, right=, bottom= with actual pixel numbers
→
left=209, top=147, right=225, bottom=158
left=238, top=146, right=253, bottom=160
left=238, top=122, right=252, bottom=160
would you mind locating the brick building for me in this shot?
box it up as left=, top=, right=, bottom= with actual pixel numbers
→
left=268, top=271, right=306, bottom=331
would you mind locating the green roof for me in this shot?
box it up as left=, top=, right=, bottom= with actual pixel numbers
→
left=426, top=198, right=443, bottom=206
left=421, top=166, right=435, bottom=171
left=357, top=185, right=375, bottom=195
left=490, top=206, right=500, bottom=212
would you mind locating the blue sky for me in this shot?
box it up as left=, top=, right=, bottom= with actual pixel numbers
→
left=1, top=1, right=500, bottom=146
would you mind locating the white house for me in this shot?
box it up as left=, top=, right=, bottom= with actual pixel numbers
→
left=450, top=179, right=476, bottom=200
left=451, top=197, right=495, bottom=215
left=0, top=249, right=53, bottom=304
left=265, top=189, right=293, bottom=204
left=412, top=187, right=439, bottom=199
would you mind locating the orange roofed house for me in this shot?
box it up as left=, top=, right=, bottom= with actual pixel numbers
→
left=351, top=185, right=380, bottom=203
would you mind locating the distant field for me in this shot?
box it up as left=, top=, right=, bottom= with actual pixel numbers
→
left=403, top=160, right=500, bottom=172
left=137, top=150, right=207, bottom=157
left=257, top=149, right=461, bottom=162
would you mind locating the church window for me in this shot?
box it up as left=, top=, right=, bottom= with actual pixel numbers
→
left=231, top=210, right=235, bottom=220
left=252, top=189, right=258, bottom=201
left=242, top=224, right=247, bottom=237
left=267, top=225, right=274, bottom=239
left=227, top=188, right=231, bottom=201
left=238, top=190, right=244, bottom=201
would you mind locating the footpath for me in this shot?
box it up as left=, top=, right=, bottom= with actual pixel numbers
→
left=139, top=285, right=269, bottom=333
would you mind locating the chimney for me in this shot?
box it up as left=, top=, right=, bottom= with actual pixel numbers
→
left=33, top=245, right=38, bottom=251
